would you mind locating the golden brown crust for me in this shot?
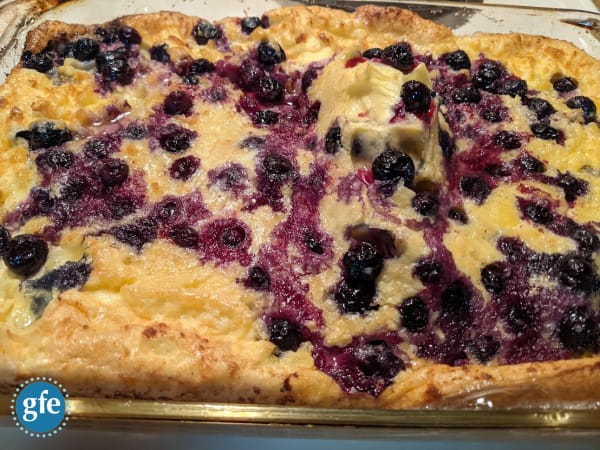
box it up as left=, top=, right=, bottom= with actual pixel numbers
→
left=2, top=5, right=600, bottom=410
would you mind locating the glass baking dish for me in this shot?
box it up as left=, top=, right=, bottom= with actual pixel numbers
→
left=0, top=0, right=599, bottom=430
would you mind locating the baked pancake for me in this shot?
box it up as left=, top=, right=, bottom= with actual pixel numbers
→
left=0, top=5, right=599, bottom=409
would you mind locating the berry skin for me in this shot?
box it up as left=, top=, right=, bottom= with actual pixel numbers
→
left=519, top=155, right=545, bottom=173
left=472, top=61, right=502, bottom=91
left=459, top=176, right=491, bottom=204
left=448, top=206, right=468, bottom=224
left=381, top=43, right=414, bottom=72
left=149, top=44, right=170, bottom=63
left=438, top=129, right=455, bottom=158
left=523, top=203, right=553, bottom=225
left=0, top=226, right=10, bottom=256
left=355, top=340, right=404, bottom=378
left=159, top=128, right=195, bottom=153
left=164, top=90, right=193, bottom=115
left=571, top=227, right=599, bottom=254
left=500, top=78, right=528, bottom=98
left=305, top=232, right=324, bottom=254
left=558, top=307, right=598, bottom=353
left=414, top=259, right=443, bottom=284
left=441, top=280, right=470, bottom=316
left=3, top=234, right=48, bottom=277
left=399, top=296, right=429, bottom=332
left=526, top=98, right=556, bottom=120
left=494, top=130, right=521, bottom=150
left=468, top=336, right=500, bottom=363
left=268, top=319, right=303, bottom=352
left=188, top=58, right=215, bottom=75
left=112, top=218, right=158, bottom=251
left=262, top=154, right=293, bottom=182
left=22, top=51, right=53, bottom=73
left=343, top=242, right=384, bottom=283
left=566, top=96, right=597, bottom=124
left=452, top=86, right=481, bottom=104
left=169, top=225, right=199, bottom=248
left=16, top=121, right=73, bottom=150
left=481, top=107, right=503, bottom=123
left=192, top=22, right=221, bottom=45
left=118, top=26, right=142, bottom=45
left=99, top=159, right=129, bottom=187
left=481, top=262, right=510, bottom=294
left=219, top=225, right=246, bottom=248
left=552, top=76, right=578, bottom=93
left=557, top=173, right=587, bottom=203
left=443, top=50, right=471, bottom=71
left=72, top=38, right=100, bottom=61
left=257, top=41, right=286, bottom=66
left=372, top=150, right=415, bottom=187
left=334, top=279, right=377, bottom=314
left=256, top=77, right=285, bottom=103
left=170, top=155, right=200, bottom=181
left=362, top=48, right=383, bottom=59
left=412, top=192, right=438, bottom=216
left=109, top=197, right=136, bottom=220
left=325, top=126, right=342, bottom=154
left=95, top=48, right=133, bottom=84
left=45, top=149, right=74, bottom=169
left=241, top=17, right=262, bottom=34
left=505, top=301, right=537, bottom=334
left=401, top=80, right=432, bottom=114
left=557, top=255, right=597, bottom=293
left=253, top=110, right=279, bottom=126
left=245, top=265, right=270, bottom=291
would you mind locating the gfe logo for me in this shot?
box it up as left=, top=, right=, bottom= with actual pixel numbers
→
left=11, top=377, right=70, bottom=438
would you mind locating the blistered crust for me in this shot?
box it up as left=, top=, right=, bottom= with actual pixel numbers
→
left=1, top=6, right=599, bottom=410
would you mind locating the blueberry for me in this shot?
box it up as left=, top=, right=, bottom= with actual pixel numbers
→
left=164, top=90, right=193, bottom=115
left=519, top=155, right=545, bottom=173
left=448, top=206, right=468, bottom=224
left=257, top=41, right=286, bottom=66
left=22, top=51, right=53, bottom=73
left=99, top=159, right=129, bottom=187
left=372, top=150, right=415, bottom=187
left=500, top=78, right=528, bottom=97
left=149, top=44, right=170, bottom=63
left=241, top=16, right=262, bottom=34
left=334, top=279, right=377, bottom=314
left=95, top=27, right=119, bottom=44
left=558, top=307, right=598, bottom=353
left=83, top=139, right=109, bottom=159
left=112, top=217, right=158, bottom=250
left=95, top=48, right=132, bottom=85
left=156, top=200, right=178, bottom=222
left=118, top=26, right=142, bottom=45
left=526, top=98, right=556, bottom=120
left=355, top=340, right=403, bottom=378
left=481, top=107, right=503, bottom=123
left=552, top=76, right=578, bottom=93
left=343, top=242, right=384, bottom=283
left=459, top=176, right=491, bottom=204
left=109, top=197, right=136, bottom=220
left=362, top=48, right=383, bottom=59
left=257, top=77, right=284, bottom=102
left=0, top=226, right=11, bottom=256
left=170, top=155, right=200, bottom=181
left=452, top=86, right=481, bottom=104
left=301, top=68, right=318, bottom=92
left=401, top=80, right=431, bottom=114
left=414, top=259, right=443, bottom=284
left=245, top=265, right=270, bottom=291
left=530, top=123, right=561, bottom=141
left=16, top=121, right=73, bottom=150
left=381, top=43, right=413, bottom=72
left=399, top=296, right=429, bottom=332
left=3, top=234, right=48, bottom=277
left=443, top=50, right=471, bottom=71
left=412, top=192, right=438, bottom=216
left=305, top=232, right=324, bottom=254
left=485, top=163, right=511, bottom=178
left=262, top=154, right=293, bottom=182
left=239, top=62, right=264, bottom=90
left=169, top=225, right=199, bottom=248
left=524, top=203, right=553, bottom=224
left=571, top=227, right=599, bottom=254
left=438, top=129, right=455, bottom=158
left=472, top=61, right=502, bottom=91
left=494, top=130, right=521, bottom=150
left=505, top=301, right=537, bottom=334
left=557, top=255, right=596, bottom=293
left=192, top=21, right=221, bottom=45
left=159, top=128, right=194, bottom=153
left=268, top=318, right=303, bottom=352
left=481, top=262, right=510, bottom=294
left=557, top=172, right=587, bottom=202
left=441, top=280, right=470, bottom=315
left=252, top=110, right=279, bottom=126
left=72, top=38, right=100, bottom=61
left=61, top=177, right=87, bottom=201
left=498, top=237, right=526, bottom=262
left=211, top=164, right=247, bottom=192
left=219, top=225, right=246, bottom=248
left=46, top=149, right=74, bottom=168
left=468, top=335, right=500, bottom=363
left=348, top=225, right=399, bottom=259
left=31, top=188, right=54, bottom=214
left=566, top=96, right=597, bottom=124
left=188, top=58, right=215, bottom=75
left=325, top=126, right=341, bottom=154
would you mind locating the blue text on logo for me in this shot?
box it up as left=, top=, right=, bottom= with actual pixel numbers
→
left=16, top=381, right=66, bottom=433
